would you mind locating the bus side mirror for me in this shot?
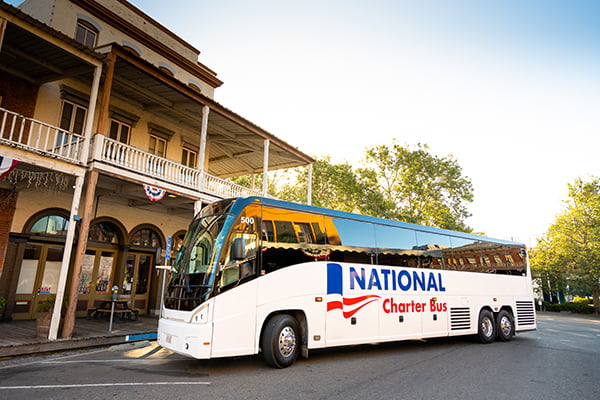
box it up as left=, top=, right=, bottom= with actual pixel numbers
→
left=231, top=238, right=245, bottom=260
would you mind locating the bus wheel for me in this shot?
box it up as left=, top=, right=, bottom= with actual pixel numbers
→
left=261, top=314, right=300, bottom=368
left=477, top=309, right=496, bottom=344
left=496, top=310, right=514, bottom=341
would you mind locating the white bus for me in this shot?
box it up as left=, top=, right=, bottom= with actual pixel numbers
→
left=158, top=197, right=536, bottom=368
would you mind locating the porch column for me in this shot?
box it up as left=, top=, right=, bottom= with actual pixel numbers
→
left=48, top=172, right=87, bottom=340
left=60, top=169, right=98, bottom=339
left=80, top=65, right=102, bottom=163
left=197, top=105, right=209, bottom=191
left=194, top=200, right=203, bottom=215
left=96, top=52, right=117, bottom=136
left=262, top=139, right=270, bottom=196
left=307, top=163, right=313, bottom=205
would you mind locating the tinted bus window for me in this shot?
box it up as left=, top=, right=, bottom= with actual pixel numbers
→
left=331, top=218, right=377, bottom=264
left=374, top=224, right=417, bottom=267
left=333, top=218, right=376, bottom=247
left=414, top=231, right=452, bottom=269
left=275, top=221, right=297, bottom=243
left=260, top=207, right=331, bottom=272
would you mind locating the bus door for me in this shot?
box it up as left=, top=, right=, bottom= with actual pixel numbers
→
left=211, top=208, right=259, bottom=358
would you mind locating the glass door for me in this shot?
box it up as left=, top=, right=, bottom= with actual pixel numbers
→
left=14, top=244, right=64, bottom=320
left=78, top=249, right=116, bottom=315
left=122, top=252, right=153, bottom=313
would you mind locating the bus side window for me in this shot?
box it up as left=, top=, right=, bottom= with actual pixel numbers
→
left=262, top=220, right=275, bottom=241
left=294, top=222, right=314, bottom=244
left=312, top=222, right=326, bottom=244
left=275, top=221, right=297, bottom=243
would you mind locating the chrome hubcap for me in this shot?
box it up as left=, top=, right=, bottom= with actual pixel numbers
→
left=500, top=316, right=512, bottom=336
left=482, top=317, right=493, bottom=337
left=278, top=326, right=296, bottom=357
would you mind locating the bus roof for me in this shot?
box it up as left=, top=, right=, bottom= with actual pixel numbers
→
left=225, top=197, right=524, bottom=248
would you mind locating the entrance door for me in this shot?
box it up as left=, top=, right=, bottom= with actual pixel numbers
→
left=122, top=253, right=153, bottom=313
left=78, top=249, right=116, bottom=315
left=14, top=244, right=64, bottom=320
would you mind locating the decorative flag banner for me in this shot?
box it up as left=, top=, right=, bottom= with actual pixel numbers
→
left=0, top=156, right=20, bottom=180
left=143, top=184, right=166, bottom=202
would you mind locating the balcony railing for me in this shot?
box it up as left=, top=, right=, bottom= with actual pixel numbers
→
left=92, top=134, right=264, bottom=199
left=0, top=106, right=265, bottom=200
left=0, top=107, right=84, bottom=164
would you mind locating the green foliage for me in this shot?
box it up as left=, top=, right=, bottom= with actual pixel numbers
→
left=265, top=141, right=474, bottom=232
left=0, top=297, right=6, bottom=310
left=36, top=294, right=67, bottom=313
left=362, top=141, right=473, bottom=231
left=531, top=176, right=600, bottom=314
left=542, top=300, right=593, bottom=314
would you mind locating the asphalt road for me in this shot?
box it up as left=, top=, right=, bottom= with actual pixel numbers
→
left=0, top=312, right=598, bottom=400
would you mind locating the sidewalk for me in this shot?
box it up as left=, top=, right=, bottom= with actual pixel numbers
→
left=0, top=315, right=158, bottom=359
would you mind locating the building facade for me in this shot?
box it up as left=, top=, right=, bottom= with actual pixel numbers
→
left=0, top=0, right=313, bottom=338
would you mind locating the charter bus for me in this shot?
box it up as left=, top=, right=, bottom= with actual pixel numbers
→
left=158, top=197, right=536, bottom=368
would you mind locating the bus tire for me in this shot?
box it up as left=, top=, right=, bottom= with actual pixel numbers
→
left=496, top=310, right=514, bottom=341
left=261, top=314, right=300, bottom=368
left=477, top=309, right=496, bottom=344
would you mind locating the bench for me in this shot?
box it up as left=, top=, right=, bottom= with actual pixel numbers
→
left=87, top=300, right=139, bottom=321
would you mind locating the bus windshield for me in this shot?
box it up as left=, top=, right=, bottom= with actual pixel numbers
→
left=165, top=211, right=230, bottom=311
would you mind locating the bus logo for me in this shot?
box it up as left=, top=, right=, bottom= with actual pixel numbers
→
left=327, top=263, right=380, bottom=319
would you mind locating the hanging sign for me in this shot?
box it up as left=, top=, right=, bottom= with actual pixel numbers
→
left=143, top=184, right=166, bottom=202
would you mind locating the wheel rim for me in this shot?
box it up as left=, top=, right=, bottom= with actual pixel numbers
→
left=499, top=315, right=512, bottom=337
left=482, top=317, right=494, bottom=338
left=278, top=326, right=297, bottom=357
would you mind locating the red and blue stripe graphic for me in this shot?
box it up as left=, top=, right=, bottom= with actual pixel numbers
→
left=327, top=263, right=380, bottom=318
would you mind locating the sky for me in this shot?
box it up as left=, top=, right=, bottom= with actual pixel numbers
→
left=9, top=0, right=600, bottom=245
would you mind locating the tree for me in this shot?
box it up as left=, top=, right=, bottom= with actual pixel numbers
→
left=530, top=176, right=600, bottom=314
left=232, top=141, right=475, bottom=232
left=362, top=141, right=474, bottom=231
left=274, top=156, right=387, bottom=213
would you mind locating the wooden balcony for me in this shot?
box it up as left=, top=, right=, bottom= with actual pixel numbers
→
left=1, top=106, right=264, bottom=200
left=0, top=107, right=85, bottom=165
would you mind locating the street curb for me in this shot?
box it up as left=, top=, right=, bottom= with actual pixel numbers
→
left=0, top=333, right=156, bottom=359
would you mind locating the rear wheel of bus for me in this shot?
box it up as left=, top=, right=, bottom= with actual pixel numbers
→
left=477, top=309, right=496, bottom=344
left=261, top=314, right=300, bottom=368
left=496, top=309, right=515, bottom=341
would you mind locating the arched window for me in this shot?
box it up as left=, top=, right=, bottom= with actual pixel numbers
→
left=29, top=213, right=69, bottom=235
left=130, top=228, right=161, bottom=247
left=172, top=231, right=186, bottom=251
left=88, top=221, right=120, bottom=243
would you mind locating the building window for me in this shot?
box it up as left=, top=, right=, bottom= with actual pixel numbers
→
left=130, top=228, right=161, bottom=247
left=182, top=147, right=197, bottom=168
left=30, top=214, right=69, bottom=235
left=149, top=134, right=167, bottom=157
left=59, top=100, right=87, bottom=135
left=89, top=221, right=120, bottom=243
left=75, top=20, right=98, bottom=48
left=109, top=119, right=130, bottom=144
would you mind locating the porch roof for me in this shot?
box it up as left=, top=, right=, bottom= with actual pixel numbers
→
left=0, top=1, right=314, bottom=179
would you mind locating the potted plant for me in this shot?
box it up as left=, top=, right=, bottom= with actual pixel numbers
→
left=36, top=294, right=67, bottom=338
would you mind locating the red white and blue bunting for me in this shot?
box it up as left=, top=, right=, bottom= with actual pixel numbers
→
left=143, top=184, right=166, bottom=202
left=0, top=156, right=20, bottom=180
